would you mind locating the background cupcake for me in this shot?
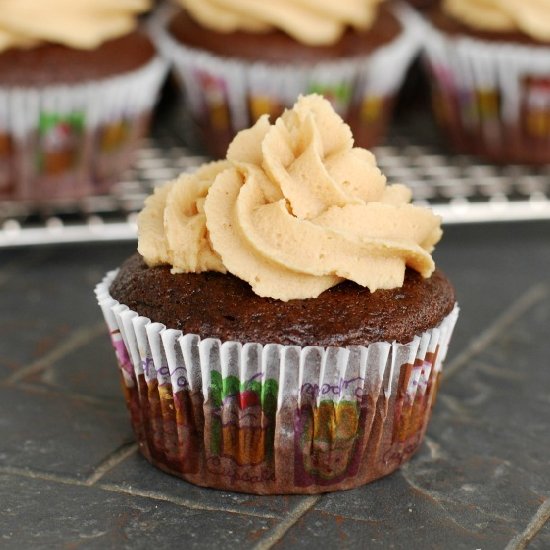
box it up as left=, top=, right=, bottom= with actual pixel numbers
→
left=0, top=0, right=167, bottom=201
left=154, top=0, right=422, bottom=158
left=96, top=95, right=459, bottom=494
left=403, top=0, right=440, bottom=11
left=423, top=0, right=550, bottom=164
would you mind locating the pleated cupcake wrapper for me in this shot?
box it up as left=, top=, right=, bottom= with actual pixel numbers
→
left=422, top=21, right=550, bottom=155
left=0, top=56, right=168, bottom=200
left=152, top=5, right=422, bottom=135
left=0, top=56, right=167, bottom=137
left=96, top=269, right=458, bottom=493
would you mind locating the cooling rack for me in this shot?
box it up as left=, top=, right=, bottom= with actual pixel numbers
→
left=1, top=111, right=549, bottom=248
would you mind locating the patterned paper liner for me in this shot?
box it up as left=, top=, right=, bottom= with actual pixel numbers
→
left=152, top=4, right=422, bottom=157
left=422, top=21, right=550, bottom=164
left=0, top=55, right=168, bottom=201
left=96, top=270, right=459, bottom=494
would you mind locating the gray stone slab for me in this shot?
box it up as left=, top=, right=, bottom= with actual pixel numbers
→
left=0, top=385, right=132, bottom=479
left=0, top=243, right=134, bottom=379
left=1, top=223, right=550, bottom=549
left=102, top=451, right=309, bottom=519
left=0, top=474, right=277, bottom=549
left=279, top=478, right=504, bottom=549
left=0, top=247, right=34, bottom=265
left=27, top=333, right=123, bottom=402
left=529, top=516, right=550, bottom=550
left=310, top=470, right=515, bottom=549
left=435, top=222, right=550, bottom=359
left=422, top=288, right=550, bottom=501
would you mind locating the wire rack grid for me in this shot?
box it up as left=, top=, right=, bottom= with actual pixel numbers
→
left=1, top=120, right=549, bottom=248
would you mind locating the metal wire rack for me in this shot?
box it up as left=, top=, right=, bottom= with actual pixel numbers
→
left=1, top=115, right=549, bottom=248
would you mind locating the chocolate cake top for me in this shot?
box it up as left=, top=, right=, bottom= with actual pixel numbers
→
left=0, top=31, right=155, bottom=87
left=169, top=4, right=401, bottom=63
left=110, top=253, right=456, bottom=347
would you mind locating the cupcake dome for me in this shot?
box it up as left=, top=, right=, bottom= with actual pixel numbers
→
left=0, top=0, right=167, bottom=201
left=154, top=0, right=422, bottom=158
left=423, top=0, right=550, bottom=164
left=96, top=95, right=459, bottom=494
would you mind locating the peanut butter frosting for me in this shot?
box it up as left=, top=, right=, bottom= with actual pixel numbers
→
left=138, top=95, right=442, bottom=301
left=443, top=0, right=550, bottom=42
left=0, top=0, right=150, bottom=52
left=176, top=0, right=385, bottom=46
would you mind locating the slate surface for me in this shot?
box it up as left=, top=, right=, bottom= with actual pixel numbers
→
left=1, top=221, right=549, bottom=549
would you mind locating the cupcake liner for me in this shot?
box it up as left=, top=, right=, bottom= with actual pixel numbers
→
left=0, top=56, right=168, bottom=200
left=422, top=21, right=550, bottom=163
left=96, top=270, right=459, bottom=494
left=152, top=4, right=422, bottom=155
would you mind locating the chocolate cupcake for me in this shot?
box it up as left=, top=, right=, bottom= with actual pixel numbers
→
left=423, top=0, right=550, bottom=164
left=96, top=95, right=459, bottom=494
left=403, top=0, right=441, bottom=11
left=0, top=1, right=167, bottom=201
left=153, top=0, right=422, bottom=158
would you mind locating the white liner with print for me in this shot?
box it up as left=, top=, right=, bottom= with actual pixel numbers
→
left=0, top=56, right=168, bottom=200
left=422, top=20, right=550, bottom=162
left=152, top=4, right=422, bottom=153
left=96, top=269, right=459, bottom=494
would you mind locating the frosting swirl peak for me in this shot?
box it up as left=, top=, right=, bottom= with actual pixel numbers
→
left=138, top=95, right=442, bottom=301
left=177, top=0, right=385, bottom=46
left=0, top=0, right=150, bottom=52
left=443, top=0, right=550, bottom=42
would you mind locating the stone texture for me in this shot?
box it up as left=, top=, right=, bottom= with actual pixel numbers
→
left=0, top=475, right=277, bottom=549
left=0, top=243, right=134, bottom=379
left=309, top=471, right=518, bottom=548
left=102, top=452, right=309, bottom=518
left=279, top=484, right=501, bottom=549
left=434, top=221, right=550, bottom=356
left=1, top=221, right=550, bottom=549
left=27, top=333, right=124, bottom=402
left=530, top=515, right=550, bottom=550
left=0, top=385, right=132, bottom=479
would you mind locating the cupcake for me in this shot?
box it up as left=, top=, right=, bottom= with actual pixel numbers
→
left=153, top=0, right=422, bottom=158
left=403, top=0, right=440, bottom=11
left=423, top=0, right=550, bottom=164
left=0, top=0, right=168, bottom=201
left=96, top=95, right=459, bottom=494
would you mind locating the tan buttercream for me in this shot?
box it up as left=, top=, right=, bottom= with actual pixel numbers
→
left=177, top=0, right=385, bottom=46
left=138, top=161, right=230, bottom=274
left=444, top=0, right=550, bottom=42
left=0, top=0, right=150, bottom=52
left=138, top=95, right=442, bottom=301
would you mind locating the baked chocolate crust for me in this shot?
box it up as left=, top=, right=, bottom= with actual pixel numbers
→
left=110, top=253, right=456, bottom=347
left=404, top=0, right=440, bottom=11
left=0, top=30, right=156, bottom=87
left=168, top=4, right=401, bottom=63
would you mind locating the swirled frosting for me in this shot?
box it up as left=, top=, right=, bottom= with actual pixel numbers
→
left=444, top=0, right=550, bottom=42
left=0, top=0, right=150, bottom=52
left=176, top=0, right=385, bottom=46
left=138, top=95, right=442, bottom=301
